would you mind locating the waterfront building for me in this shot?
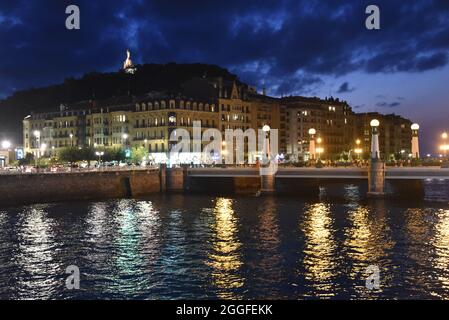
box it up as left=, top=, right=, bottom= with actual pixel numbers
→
left=353, top=112, right=412, bottom=161
left=0, top=150, right=12, bottom=167
left=282, top=96, right=354, bottom=161
left=23, top=94, right=415, bottom=164
left=23, top=94, right=219, bottom=164
left=22, top=52, right=414, bottom=163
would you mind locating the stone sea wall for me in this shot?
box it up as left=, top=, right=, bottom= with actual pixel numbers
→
left=0, top=170, right=162, bottom=207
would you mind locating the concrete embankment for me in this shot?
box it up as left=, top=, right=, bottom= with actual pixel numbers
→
left=1, top=167, right=447, bottom=207
left=0, top=170, right=162, bottom=207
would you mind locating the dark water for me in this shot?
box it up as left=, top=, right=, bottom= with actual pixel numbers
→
left=0, top=184, right=449, bottom=300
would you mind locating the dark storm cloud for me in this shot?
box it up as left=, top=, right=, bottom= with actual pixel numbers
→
left=337, top=82, right=354, bottom=93
left=1, top=0, right=449, bottom=97
left=376, top=101, right=401, bottom=108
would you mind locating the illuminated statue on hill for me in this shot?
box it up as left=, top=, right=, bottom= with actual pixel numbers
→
left=123, top=49, right=136, bottom=74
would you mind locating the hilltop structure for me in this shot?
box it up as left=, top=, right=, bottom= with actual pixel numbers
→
left=22, top=53, right=414, bottom=163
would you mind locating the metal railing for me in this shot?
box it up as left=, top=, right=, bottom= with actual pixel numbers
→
left=0, top=165, right=159, bottom=175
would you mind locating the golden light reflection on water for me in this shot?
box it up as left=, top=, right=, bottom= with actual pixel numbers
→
left=344, top=204, right=394, bottom=297
left=207, top=198, right=244, bottom=299
left=253, top=197, right=283, bottom=297
left=433, top=209, right=449, bottom=295
left=403, top=208, right=436, bottom=298
left=302, top=203, right=338, bottom=296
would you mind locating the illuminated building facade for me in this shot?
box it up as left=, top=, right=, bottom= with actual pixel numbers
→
left=282, top=96, right=354, bottom=161
left=22, top=54, right=413, bottom=163
left=354, top=112, right=413, bottom=160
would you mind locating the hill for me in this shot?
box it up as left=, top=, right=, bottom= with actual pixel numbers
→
left=0, top=63, right=239, bottom=144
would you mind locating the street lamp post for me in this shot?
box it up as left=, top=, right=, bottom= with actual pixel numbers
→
left=411, top=123, right=420, bottom=159
left=261, top=125, right=272, bottom=166
left=95, top=151, right=105, bottom=166
left=370, top=119, right=380, bottom=159
left=260, top=125, right=275, bottom=193
left=316, top=137, right=323, bottom=164
left=354, top=139, right=362, bottom=162
left=33, top=130, right=41, bottom=163
left=442, top=132, right=448, bottom=159
left=308, top=128, right=316, bottom=162
left=122, top=133, right=129, bottom=146
left=367, top=119, right=385, bottom=197
left=40, top=143, right=47, bottom=169
left=69, top=133, right=74, bottom=147
left=40, top=143, right=47, bottom=154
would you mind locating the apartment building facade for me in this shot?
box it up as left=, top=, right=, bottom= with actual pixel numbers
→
left=23, top=80, right=414, bottom=164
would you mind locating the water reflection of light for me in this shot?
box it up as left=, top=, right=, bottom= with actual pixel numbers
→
left=433, top=209, right=449, bottom=296
left=404, top=208, right=433, bottom=289
left=207, top=198, right=244, bottom=299
left=16, top=206, right=59, bottom=299
left=302, top=203, right=338, bottom=297
left=253, top=197, right=283, bottom=298
left=344, top=205, right=394, bottom=297
left=344, top=184, right=361, bottom=203
left=86, top=202, right=108, bottom=242
left=105, top=200, right=148, bottom=296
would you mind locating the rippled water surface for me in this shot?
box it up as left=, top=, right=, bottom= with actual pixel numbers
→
left=1, top=187, right=449, bottom=299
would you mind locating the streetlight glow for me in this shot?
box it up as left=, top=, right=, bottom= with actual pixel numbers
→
left=308, top=128, right=316, bottom=135
left=370, top=119, right=380, bottom=127
left=1, top=140, right=11, bottom=149
left=262, top=125, right=271, bottom=132
left=411, top=123, right=420, bottom=130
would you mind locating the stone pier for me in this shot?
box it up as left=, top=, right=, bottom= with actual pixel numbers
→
left=367, top=159, right=385, bottom=197
left=260, top=172, right=275, bottom=194
left=165, top=167, right=185, bottom=192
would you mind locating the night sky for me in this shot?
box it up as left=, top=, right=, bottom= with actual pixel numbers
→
left=1, top=0, right=448, bottom=153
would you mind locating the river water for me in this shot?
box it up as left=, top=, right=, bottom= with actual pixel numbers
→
left=0, top=185, right=449, bottom=299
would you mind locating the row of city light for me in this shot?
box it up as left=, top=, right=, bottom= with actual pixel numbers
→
left=306, top=120, right=447, bottom=158
left=2, top=124, right=449, bottom=158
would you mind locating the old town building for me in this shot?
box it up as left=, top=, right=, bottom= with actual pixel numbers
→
left=282, top=96, right=354, bottom=161
left=22, top=51, right=414, bottom=164
left=353, top=112, right=412, bottom=160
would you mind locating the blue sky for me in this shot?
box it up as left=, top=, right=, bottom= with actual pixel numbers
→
left=0, top=0, right=448, bottom=152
